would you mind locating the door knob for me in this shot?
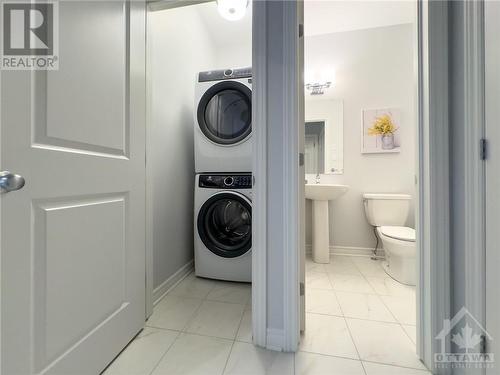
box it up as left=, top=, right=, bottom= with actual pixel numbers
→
left=0, top=171, right=25, bottom=193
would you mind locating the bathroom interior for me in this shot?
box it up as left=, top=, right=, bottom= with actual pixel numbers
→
left=302, top=0, right=420, bottom=370
left=105, top=1, right=424, bottom=373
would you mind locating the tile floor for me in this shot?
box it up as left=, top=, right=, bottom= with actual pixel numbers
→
left=103, top=255, right=430, bottom=375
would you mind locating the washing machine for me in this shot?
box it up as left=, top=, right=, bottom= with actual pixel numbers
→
left=194, top=173, right=252, bottom=282
left=194, top=67, right=252, bottom=173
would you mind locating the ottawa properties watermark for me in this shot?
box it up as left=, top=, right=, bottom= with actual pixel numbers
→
left=435, top=307, right=494, bottom=370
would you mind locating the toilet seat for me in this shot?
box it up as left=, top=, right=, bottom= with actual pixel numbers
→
left=379, top=226, right=415, bottom=242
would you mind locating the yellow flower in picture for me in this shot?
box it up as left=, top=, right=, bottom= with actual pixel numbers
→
left=368, top=114, right=398, bottom=136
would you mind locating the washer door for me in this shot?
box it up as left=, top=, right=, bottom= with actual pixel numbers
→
left=197, top=192, right=252, bottom=258
left=197, top=81, right=252, bottom=145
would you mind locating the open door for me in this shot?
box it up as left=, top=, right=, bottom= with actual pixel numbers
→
left=1, top=1, right=146, bottom=374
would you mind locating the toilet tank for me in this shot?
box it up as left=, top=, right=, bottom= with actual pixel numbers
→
left=363, top=193, right=412, bottom=226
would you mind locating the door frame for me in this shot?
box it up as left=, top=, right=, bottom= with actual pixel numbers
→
left=416, top=1, right=451, bottom=369
left=251, top=0, right=303, bottom=351
left=485, top=1, right=499, bottom=371
left=251, top=0, right=268, bottom=348
left=272, top=0, right=461, bottom=366
left=423, top=1, right=486, bottom=373
left=144, top=0, right=272, bottom=348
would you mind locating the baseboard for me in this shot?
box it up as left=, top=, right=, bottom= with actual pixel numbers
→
left=153, top=260, right=194, bottom=305
left=305, top=244, right=385, bottom=257
left=266, top=328, right=285, bottom=352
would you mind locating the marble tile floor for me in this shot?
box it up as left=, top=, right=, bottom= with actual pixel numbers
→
left=103, top=255, right=430, bottom=375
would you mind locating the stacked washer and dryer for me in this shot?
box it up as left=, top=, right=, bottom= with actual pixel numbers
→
left=193, top=67, right=252, bottom=282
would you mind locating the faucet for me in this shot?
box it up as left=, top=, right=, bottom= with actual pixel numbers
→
left=315, top=173, right=321, bottom=184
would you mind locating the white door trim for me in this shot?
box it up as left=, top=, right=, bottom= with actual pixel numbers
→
left=462, top=0, right=486, bottom=345
left=251, top=0, right=268, bottom=348
left=417, top=1, right=453, bottom=370
left=145, top=2, right=154, bottom=319
left=485, top=1, right=499, bottom=370
left=282, top=0, right=301, bottom=352
left=251, top=0, right=303, bottom=351
left=417, top=0, right=450, bottom=367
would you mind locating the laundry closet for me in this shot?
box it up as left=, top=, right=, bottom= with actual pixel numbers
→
left=147, top=2, right=253, bottom=306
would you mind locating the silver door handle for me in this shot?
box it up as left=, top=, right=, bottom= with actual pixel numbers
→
left=0, top=171, right=25, bottom=193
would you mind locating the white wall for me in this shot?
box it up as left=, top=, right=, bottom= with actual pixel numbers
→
left=304, top=24, right=416, bottom=251
left=214, top=44, right=252, bottom=68
left=149, top=7, right=217, bottom=290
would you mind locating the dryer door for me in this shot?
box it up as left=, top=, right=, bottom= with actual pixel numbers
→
left=197, top=81, right=252, bottom=145
left=197, top=192, right=252, bottom=258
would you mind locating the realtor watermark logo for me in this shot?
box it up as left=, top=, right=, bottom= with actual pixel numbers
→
left=1, top=1, right=59, bottom=70
left=435, top=307, right=494, bottom=370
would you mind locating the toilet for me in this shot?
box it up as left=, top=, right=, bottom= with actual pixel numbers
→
left=363, top=193, right=416, bottom=286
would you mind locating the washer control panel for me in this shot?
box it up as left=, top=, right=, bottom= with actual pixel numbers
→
left=198, top=67, right=252, bottom=82
left=199, top=174, right=252, bottom=189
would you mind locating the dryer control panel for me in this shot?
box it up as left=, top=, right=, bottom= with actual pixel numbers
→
left=198, top=67, right=252, bottom=82
left=199, top=174, right=252, bottom=189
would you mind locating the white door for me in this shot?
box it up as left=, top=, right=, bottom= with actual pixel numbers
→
left=485, top=1, right=500, bottom=370
left=0, top=1, right=146, bottom=374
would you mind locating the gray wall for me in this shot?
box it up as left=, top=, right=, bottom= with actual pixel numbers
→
left=149, top=7, right=216, bottom=290
left=304, top=24, right=416, bottom=251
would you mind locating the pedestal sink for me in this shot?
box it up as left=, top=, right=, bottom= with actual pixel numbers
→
left=305, top=184, right=349, bottom=264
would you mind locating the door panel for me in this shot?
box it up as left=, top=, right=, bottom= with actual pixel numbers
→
left=44, top=2, right=128, bottom=153
left=36, top=196, right=126, bottom=366
left=1, top=2, right=146, bottom=374
left=33, top=2, right=129, bottom=157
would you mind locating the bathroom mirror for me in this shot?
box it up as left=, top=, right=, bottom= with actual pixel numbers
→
left=305, top=121, right=325, bottom=174
left=305, top=99, right=344, bottom=174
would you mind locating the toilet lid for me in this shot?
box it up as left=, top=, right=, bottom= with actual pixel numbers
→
left=380, top=226, right=416, bottom=242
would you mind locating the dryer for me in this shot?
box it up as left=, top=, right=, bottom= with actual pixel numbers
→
left=194, top=173, right=252, bottom=282
left=194, top=67, right=252, bottom=173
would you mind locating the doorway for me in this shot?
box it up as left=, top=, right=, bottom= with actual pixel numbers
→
left=105, top=1, right=256, bottom=373
left=299, top=2, right=423, bottom=372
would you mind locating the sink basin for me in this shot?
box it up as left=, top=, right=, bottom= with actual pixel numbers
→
left=305, top=184, right=349, bottom=264
left=305, top=184, right=349, bottom=201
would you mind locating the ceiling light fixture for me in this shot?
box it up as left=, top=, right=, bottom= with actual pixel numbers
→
left=217, top=0, right=249, bottom=21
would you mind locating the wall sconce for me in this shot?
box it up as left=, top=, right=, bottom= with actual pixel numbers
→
left=305, top=68, right=335, bottom=95
left=305, top=81, right=332, bottom=95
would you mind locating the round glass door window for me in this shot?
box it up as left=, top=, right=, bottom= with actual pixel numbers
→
left=197, top=81, right=252, bottom=145
left=197, top=193, right=252, bottom=258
